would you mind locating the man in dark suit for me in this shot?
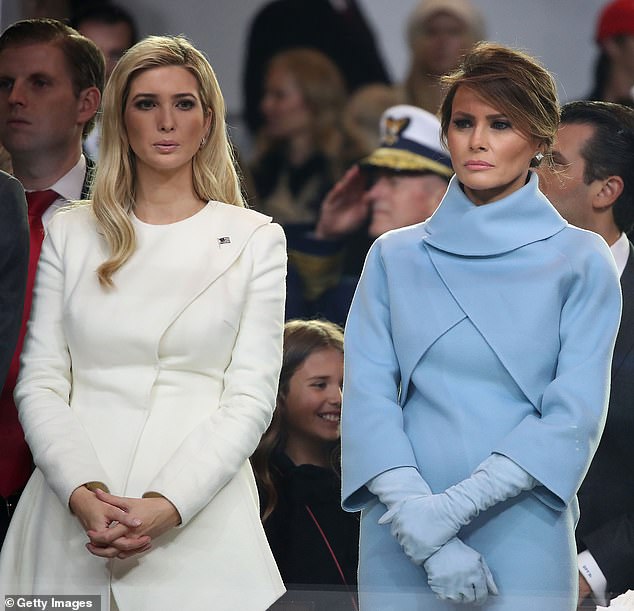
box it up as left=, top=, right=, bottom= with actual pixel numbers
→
left=242, top=0, right=390, bottom=135
left=539, top=100, right=634, bottom=608
left=0, top=18, right=104, bottom=545
left=0, top=172, right=28, bottom=390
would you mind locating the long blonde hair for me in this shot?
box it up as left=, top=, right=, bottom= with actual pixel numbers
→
left=92, top=35, right=245, bottom=287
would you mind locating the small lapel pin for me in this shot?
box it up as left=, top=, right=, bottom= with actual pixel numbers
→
left=218, top=236, right=231, bottom=246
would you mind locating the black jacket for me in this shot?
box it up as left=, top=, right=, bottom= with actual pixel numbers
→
left=576, top=243, right=634, bottom=597
left=260, top=452, right=359, bottom=610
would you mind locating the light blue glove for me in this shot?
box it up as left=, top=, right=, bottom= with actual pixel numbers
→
left=424, top=538, right=498, bottom=605
left=368, top=467, right=498, bottom=604
left=380, top=454, right=536, bottom=563
left=367, top=466, right=432, bottom=506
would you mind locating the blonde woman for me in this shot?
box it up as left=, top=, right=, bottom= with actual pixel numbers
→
left=0, top=35, right=287, bottom=611
left=249, top=48, right=347, bottom=226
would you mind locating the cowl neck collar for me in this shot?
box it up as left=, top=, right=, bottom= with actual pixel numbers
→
left=422, top=171, right=566, bottom=256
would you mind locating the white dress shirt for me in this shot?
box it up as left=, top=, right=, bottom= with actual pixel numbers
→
left=26, top=155, right=87, bottom=230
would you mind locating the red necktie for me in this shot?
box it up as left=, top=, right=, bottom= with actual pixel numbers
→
left=0, top=189, right=58, bottom=497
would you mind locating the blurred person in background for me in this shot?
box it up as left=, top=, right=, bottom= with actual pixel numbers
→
left=340, top=84, right=402, bottom=163
left=72, top=2, right=137, bottom=80
left=242, top=0, right=389, bottom=137
left=249, top=48, right=347, bottom=227
left=285, top=104, right=452, bottom=325
left=588, top=0, right=634, bottom=104
left=344, top=0, right=485, bottom=160
left=72, top=2, right=138, bottom=159
left=399, top=0, right=485, bottom=114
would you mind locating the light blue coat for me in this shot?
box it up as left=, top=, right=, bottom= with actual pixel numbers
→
left=341, top=173, right=622, bottom=610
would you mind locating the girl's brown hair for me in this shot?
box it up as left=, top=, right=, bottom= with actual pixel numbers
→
left=439, top=42, right=560, bottom=168
left=251, top=319, right=344, bottom=522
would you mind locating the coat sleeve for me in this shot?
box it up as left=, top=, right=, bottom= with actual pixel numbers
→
left=341, top=240, right=420, bottom=511
left=0, top=173, right=28, bottom=391
left=15, top=210, right=112, bottom=507
left=582, top=513, right=634, bottom=595
left=144, top=222, right=287, bottom=526
left=495, top=235, right=622, bottom=511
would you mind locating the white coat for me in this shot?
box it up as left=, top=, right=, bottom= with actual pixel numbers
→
left=0, top=201, right=287, bottom=611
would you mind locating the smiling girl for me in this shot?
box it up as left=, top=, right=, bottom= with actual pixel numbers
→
left=341, top=42, right=622, bottom=610
left=252, top=319, right=359, bottom=611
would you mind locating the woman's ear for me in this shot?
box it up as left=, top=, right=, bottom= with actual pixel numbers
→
left=203, top=108, right=213, bottom=139
left=530, top=140, right=548, bottom=168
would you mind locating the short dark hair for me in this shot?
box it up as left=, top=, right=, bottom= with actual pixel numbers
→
left=0, top=18, right=105, bottom=136
left=71, top=3, right=138, bottom=46
left=561, top=100, right=634, bottom=234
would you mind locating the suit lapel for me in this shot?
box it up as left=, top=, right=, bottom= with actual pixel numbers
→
left=613, top=244, right=634, bottom=376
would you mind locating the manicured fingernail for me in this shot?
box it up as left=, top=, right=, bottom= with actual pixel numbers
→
left=132, top=518, right=142, bottom=526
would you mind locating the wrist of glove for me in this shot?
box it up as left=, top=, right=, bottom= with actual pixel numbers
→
left=443, top=454, right=537, bottom=526
left=367, top=466, right=432, bottom=524
left=377, top=454, right=536, bottom=564
left=424, top=537, right=499, bottom=605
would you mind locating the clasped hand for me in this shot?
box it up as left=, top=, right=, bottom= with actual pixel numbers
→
left=379, top=493, right=498, bottom=604
left=424, top=538, right=498, bottom=605
left=379, top=493, right=463, bottom=564
left=69, top=486, right=180, bottom=559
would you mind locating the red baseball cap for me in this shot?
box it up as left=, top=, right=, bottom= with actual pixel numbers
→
left=596, top=0, right=634, bottom=43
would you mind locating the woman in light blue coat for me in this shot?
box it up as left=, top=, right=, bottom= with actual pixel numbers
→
left=341, top=42, right=622, bottom=610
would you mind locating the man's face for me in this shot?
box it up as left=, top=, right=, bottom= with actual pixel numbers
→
left=366, top=170, right=448, bottom=238
left=78, top=20, right=133, bottom=80
left=539, top=122, right=598, bottom=229
left=0, top=43, right=86, bottom=161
